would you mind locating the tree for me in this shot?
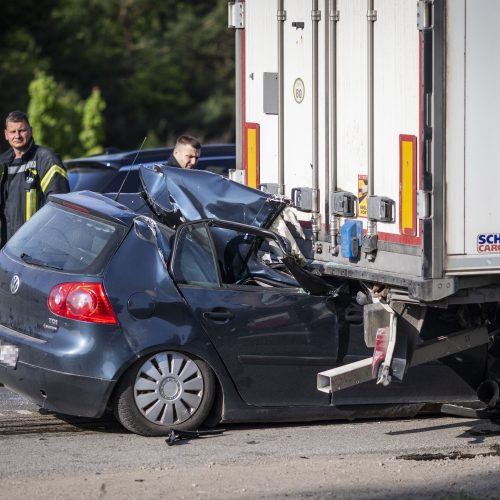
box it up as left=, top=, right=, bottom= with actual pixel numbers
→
left=28, top=71, right=82, bottom=157
left=0, top=0, right=235, bottom=154
left=27, top=72, right=106, bottom=158
left=80, top=87, right=106, bottom=156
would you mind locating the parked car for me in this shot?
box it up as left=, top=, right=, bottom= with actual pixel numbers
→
left=66, top=143, right=236, bottom=193
left=0, top=166, right=485, bottom=436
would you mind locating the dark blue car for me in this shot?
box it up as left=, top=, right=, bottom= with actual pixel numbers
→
left=66, top=144, right=236, bottom=193
left=0, top=166, right=485, bottom=436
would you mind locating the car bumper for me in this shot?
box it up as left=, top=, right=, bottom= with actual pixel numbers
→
left=0, top=360, right=114, bottom=418
left=0, top=324, right=133, bottom=418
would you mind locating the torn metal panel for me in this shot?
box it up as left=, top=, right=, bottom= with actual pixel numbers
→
left=140, top=165, right=287, bottom=229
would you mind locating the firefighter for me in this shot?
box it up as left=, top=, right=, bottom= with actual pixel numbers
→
left=0, top=110, right=69, bottom=247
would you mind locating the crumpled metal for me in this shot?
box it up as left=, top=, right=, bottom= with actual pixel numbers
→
left=139, top=164, right=287, bottom=229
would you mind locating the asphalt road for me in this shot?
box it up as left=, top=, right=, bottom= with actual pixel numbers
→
left=0, top=387, right=499, bottom=499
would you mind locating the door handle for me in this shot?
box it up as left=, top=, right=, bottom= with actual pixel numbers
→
left=203, top=310, right=234, bottom=322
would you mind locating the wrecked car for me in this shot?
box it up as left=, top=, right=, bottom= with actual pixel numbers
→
left=0, top=166, right=486, bottom=436
left=67, top=143, right=236, bottom=193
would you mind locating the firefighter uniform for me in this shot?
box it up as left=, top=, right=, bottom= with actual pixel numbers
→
left=0, top=140, right=69, bottom=246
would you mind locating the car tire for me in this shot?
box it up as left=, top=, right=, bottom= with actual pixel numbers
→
left=114, top=351, right=215, bottom=436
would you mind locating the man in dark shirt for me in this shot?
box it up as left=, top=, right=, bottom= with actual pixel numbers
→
left=0, top=110, right=69, bottom=246
left=166, top=135, right=201, bottom=169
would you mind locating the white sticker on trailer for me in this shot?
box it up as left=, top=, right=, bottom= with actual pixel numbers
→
left=477, top=234, right=500, bottom=253
left=293, top=78, right=305, bottom=104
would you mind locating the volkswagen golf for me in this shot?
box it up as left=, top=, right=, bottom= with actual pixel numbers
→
left=0, top=166, right=489, bottom=435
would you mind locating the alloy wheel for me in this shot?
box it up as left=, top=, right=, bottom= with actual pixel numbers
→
left=133, top=351, right=204, bottom=426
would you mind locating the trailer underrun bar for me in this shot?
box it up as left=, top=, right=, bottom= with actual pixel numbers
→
left=317, top=326, right=490, bottom=394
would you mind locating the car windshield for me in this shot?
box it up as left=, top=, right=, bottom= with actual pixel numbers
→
left=4, top=203, right=127, bottom=275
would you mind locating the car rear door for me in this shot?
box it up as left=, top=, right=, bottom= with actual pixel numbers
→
left=171, top=221, right=337, bottom=406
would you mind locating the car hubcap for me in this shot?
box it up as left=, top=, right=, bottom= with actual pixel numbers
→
left=133, top=351, right=204, bottom=426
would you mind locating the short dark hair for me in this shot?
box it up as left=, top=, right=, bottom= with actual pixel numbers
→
left=5, top=110, right=31, bottom=129
left=175, top=135, right=201, bottom=150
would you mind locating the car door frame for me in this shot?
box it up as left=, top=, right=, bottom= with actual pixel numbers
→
left=168, top=219, right=339, bottom=406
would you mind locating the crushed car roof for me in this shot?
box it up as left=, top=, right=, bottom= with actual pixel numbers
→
left=51, top=166, right=288, bottom=231
left=139, top=164, right=287, bottom=229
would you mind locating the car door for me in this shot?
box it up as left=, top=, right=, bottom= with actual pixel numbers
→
left=170, top=221, right=338, bottom=406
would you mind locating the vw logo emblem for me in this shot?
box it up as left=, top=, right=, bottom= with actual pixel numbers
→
left=10, top=275, right=20, bottom=295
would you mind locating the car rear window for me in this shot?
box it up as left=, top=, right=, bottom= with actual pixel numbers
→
left=104, top=169, right=141, bottom=193
left=4, top=203, right=127, bottom=275
left=68, top=169, right=118, bottom=192
left=66, top=160, right=114, bottom=171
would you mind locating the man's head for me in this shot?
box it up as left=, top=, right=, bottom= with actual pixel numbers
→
left=4, top=111, right=33, bottom=158
left=173, top=135, right=201, bottom=169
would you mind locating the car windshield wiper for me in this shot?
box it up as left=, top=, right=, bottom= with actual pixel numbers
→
left=20, top=252, right=63, bottom=271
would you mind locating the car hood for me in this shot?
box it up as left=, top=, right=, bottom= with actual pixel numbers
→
left=139, top=164, right=287, bottom=229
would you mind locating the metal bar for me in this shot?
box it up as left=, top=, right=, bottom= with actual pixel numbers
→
left=366, top=0, right=376, bottom=236
left=311, top=0, right=321, bottom=242
left=409, top=327, right=490, bottom=366
left=324, top=0, right=330, bottom=220
left=329, top=0, right=338, bottom=193
left=278, top=0, right=286, bottom=195
left=431, top=0, right=445, bottom=280
left=235, top=26, right=243, bottom=170
left=328, top=0, right=340, bottom=251
left=318, top=325, right=490, bottom=394
left=317, top=358, right=373, bottom=393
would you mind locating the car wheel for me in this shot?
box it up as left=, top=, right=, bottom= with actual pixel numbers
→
left=114, top=351, right=215, bottom=436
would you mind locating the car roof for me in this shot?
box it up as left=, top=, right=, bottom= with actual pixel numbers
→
left=56, top=165, right=286, bottom=231
left=65, top=148, right=172, bottom=170
left=139, top=165, right=285, bottom=229
left=49, top=190, right=140, bottom=226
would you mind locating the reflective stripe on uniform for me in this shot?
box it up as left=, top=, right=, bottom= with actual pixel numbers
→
left=40, top=165, right=68, bottom=193
left=7, top=160, right=36, bottom=175
left=25, top=189, right=37, bottom=221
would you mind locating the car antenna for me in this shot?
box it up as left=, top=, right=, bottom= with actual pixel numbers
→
left=114, top=136, right=148, bottom=202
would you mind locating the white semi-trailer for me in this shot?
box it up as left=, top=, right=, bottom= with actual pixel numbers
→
left=228, top=0, right=500, bottom=407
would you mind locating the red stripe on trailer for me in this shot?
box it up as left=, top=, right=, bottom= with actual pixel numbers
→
left=376, top=231, right=421, bottom=246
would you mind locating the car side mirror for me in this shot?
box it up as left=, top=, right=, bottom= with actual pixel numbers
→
left=134, top=217, right=155, bottom=243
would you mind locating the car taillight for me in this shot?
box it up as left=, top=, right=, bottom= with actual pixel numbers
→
left=371, top=326, right=389, bottom=378
left=48, top=282, right=118, bottom=325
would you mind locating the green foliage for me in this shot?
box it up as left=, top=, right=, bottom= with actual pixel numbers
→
left=0, top=0, right=234, bottom=155
left=80, top=88, right=106, bottom=156
left=28, top=71, right=82, bottom=157
left=28, top=72, right=106, bottom=158
left=0, top=30, right=49, bottom=129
